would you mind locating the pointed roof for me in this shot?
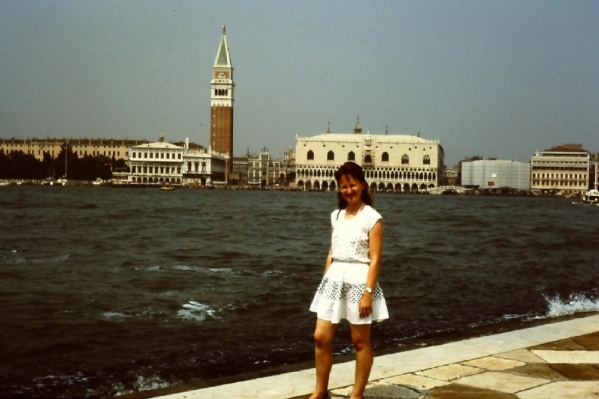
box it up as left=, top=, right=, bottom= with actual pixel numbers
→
left=214, top=25, right=232, bottom=68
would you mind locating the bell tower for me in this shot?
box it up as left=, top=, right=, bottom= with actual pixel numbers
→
left=210, top=25, right=234, bottom=171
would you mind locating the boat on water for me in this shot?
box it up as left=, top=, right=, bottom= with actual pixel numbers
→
left=581, top=189, right=599, bottom=204
left=160, top=184, right=175, bottom=191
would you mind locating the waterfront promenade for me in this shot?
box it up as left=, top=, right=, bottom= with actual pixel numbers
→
left=151, top=313, right=599, bottom=399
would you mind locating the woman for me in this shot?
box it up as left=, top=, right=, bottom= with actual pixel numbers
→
left=309, top=161, right=389, bottom=399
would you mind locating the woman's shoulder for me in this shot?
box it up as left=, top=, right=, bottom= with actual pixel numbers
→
left=364, top=205, right=382, bottom=219
left=330, top=208, right=344, bottom=222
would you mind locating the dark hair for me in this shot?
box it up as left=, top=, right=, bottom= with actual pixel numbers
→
left=334, top=161, right=373, bottom=209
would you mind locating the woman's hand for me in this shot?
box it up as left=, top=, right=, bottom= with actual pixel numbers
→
left=359, top=292, right=373, bottom=319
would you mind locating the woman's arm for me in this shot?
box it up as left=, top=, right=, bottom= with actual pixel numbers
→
left=359, top=220, right=383, bottom=318
left=323, top=228, right=334, bottom=275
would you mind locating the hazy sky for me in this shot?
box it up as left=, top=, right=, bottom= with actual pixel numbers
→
left=1, top=0, right=597, bottom=166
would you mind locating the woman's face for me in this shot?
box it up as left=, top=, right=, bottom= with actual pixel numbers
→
left=338, top=174, right=365, bottom=207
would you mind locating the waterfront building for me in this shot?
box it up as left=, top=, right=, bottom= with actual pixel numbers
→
left=182, top=140, right=227, bottom=186
left=461, top=159, right=531, bottom=192
left=210, top=26, right=234, bottom=175
left=231, top=156, right=249, bottom=186
left=128, top=133, right=226, bottom=186
left=530, top=144, right=590, bottom=195
left=128, top=132, right=185, bottom=184
left=295, top=121, right=444, bottom=192
left=441, top=165, right=459, bottom=186
left=0, top=137, right=147, bottom=162
left=248, top=148, right=283, bottom=187
left=282, top=146, right=296, bottom=187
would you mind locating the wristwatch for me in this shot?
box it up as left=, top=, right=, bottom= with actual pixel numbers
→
left=364, top=287, right=373, bottom=294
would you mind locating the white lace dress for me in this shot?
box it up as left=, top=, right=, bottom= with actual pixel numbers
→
left=309, top=205, right=389, bottom=324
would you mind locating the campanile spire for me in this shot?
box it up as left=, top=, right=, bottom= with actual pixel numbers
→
left=210, top=25, right=234, bottom=171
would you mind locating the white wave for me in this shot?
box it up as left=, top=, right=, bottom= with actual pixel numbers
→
left=173, top=265, right=233, bottom=273
left=209, top=267, right=233, bottom=273
left=133, top=375, right=171, bottom=392
left=28, top=254, right=70, bottom=264
left=173, top=265, right=202, bottom=272
left=102, top=312, right=130, bottom=319
left=262, top=270, right=283, bottom=276
left=134, top=265, right=162, bottom=271
left=113, top=375, right=172, bottom=396
left=501, top=313, right=528, bottom=320
left=178, top=300, right=222, bottom=321
left=544, top=293, right=599, bottom=318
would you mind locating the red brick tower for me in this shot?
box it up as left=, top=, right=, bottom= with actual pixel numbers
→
left=210, top=26, right=234, bottom=174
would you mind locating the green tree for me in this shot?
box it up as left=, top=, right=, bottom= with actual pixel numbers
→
left=0, top=149, right=9, bottom=179
left=41, top=152, right=53, bottom=179
left=53, top=142, right=79, bottom=179
left=0, top=150, right=44, bottom=179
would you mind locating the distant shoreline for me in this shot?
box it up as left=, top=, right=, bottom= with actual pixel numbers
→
left=0, top=180, right=585, bottom=197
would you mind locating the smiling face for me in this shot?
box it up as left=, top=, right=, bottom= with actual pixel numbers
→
left=338, top=174, right=365, bottom=208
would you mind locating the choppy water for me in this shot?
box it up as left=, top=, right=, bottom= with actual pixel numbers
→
left=1, top=186, right=598, bottom=398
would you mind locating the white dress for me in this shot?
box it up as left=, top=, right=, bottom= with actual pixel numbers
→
left=309, top=205, right=389, bottom=324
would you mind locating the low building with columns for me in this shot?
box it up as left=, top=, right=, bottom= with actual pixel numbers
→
left=129, top=133, right=184, bottom=184
left=128, top=133, right=226, bottom=186
left=182, top=142, right=227, bottom=186
left=295, top=122, right=444, bottom=192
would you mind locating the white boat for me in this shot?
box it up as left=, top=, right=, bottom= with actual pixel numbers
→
left=581, top=189, right=599, bottom=204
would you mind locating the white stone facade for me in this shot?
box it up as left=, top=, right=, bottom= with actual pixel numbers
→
left=248, top=149, right=283, bottom=187
left=295, top=131, right=444, bottom=192
left=128, top=134, right=226, bottom=186
left=129, top=137, right=184, bottom=184
left=530, top=145, right=590, bottom=195
left=182, top=146, right=227, bottom=186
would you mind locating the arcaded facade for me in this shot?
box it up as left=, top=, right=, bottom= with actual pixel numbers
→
left=295, top=125, right=444, bottom=192
left=128, top=133, right=226, bottom=186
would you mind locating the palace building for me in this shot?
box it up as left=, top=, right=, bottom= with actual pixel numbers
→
left=128, top=132, right=226, bottom=186
left=210, top=26, right=234, bottom=174
left=295, top=120, right=444, bottom=192
left=530, top=143, right=590, bottom=195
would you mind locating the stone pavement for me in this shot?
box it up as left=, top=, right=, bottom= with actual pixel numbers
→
left=154, top=313, right=599, bottom=399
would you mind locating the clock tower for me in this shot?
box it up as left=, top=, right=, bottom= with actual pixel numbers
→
left=210, top=26, right=234, bottom=172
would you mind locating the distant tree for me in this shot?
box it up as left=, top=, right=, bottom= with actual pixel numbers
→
left=113, top=158, right=129, bottom=172
left=53, top=142, right=79, bottom=179
left=0, top=149, right=9, bottom=179
left=41, top=152, right=54, bottom=179
left=0, top=150, right=44, bottom=179
left=12, top=151, right=44, bottom=179
left=76, top=155, right=112, bottom=181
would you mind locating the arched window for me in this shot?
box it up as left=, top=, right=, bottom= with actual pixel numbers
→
left=423, top=155, right=430, bottom=165
left=307, top=150, right=314, bottom=160
left=364, top=154, right=372, bottom=163
left=402, top=155, right=409, bottom=165
left=382, top=152, right=389, bottom=162
left=327, top=151, right=334, bottom=161
left=348, top=151, right=355, bottom=161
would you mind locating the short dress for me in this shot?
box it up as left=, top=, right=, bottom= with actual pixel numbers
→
left=309, top=205, right=389, bottom=324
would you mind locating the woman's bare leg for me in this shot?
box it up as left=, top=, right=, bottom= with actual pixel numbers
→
left=349, top=323, right=372, bottom=399
left=309, top=318, right=338, bottom=399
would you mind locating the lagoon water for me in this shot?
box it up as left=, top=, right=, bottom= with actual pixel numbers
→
left=1, top=186, right=598, bottom=397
